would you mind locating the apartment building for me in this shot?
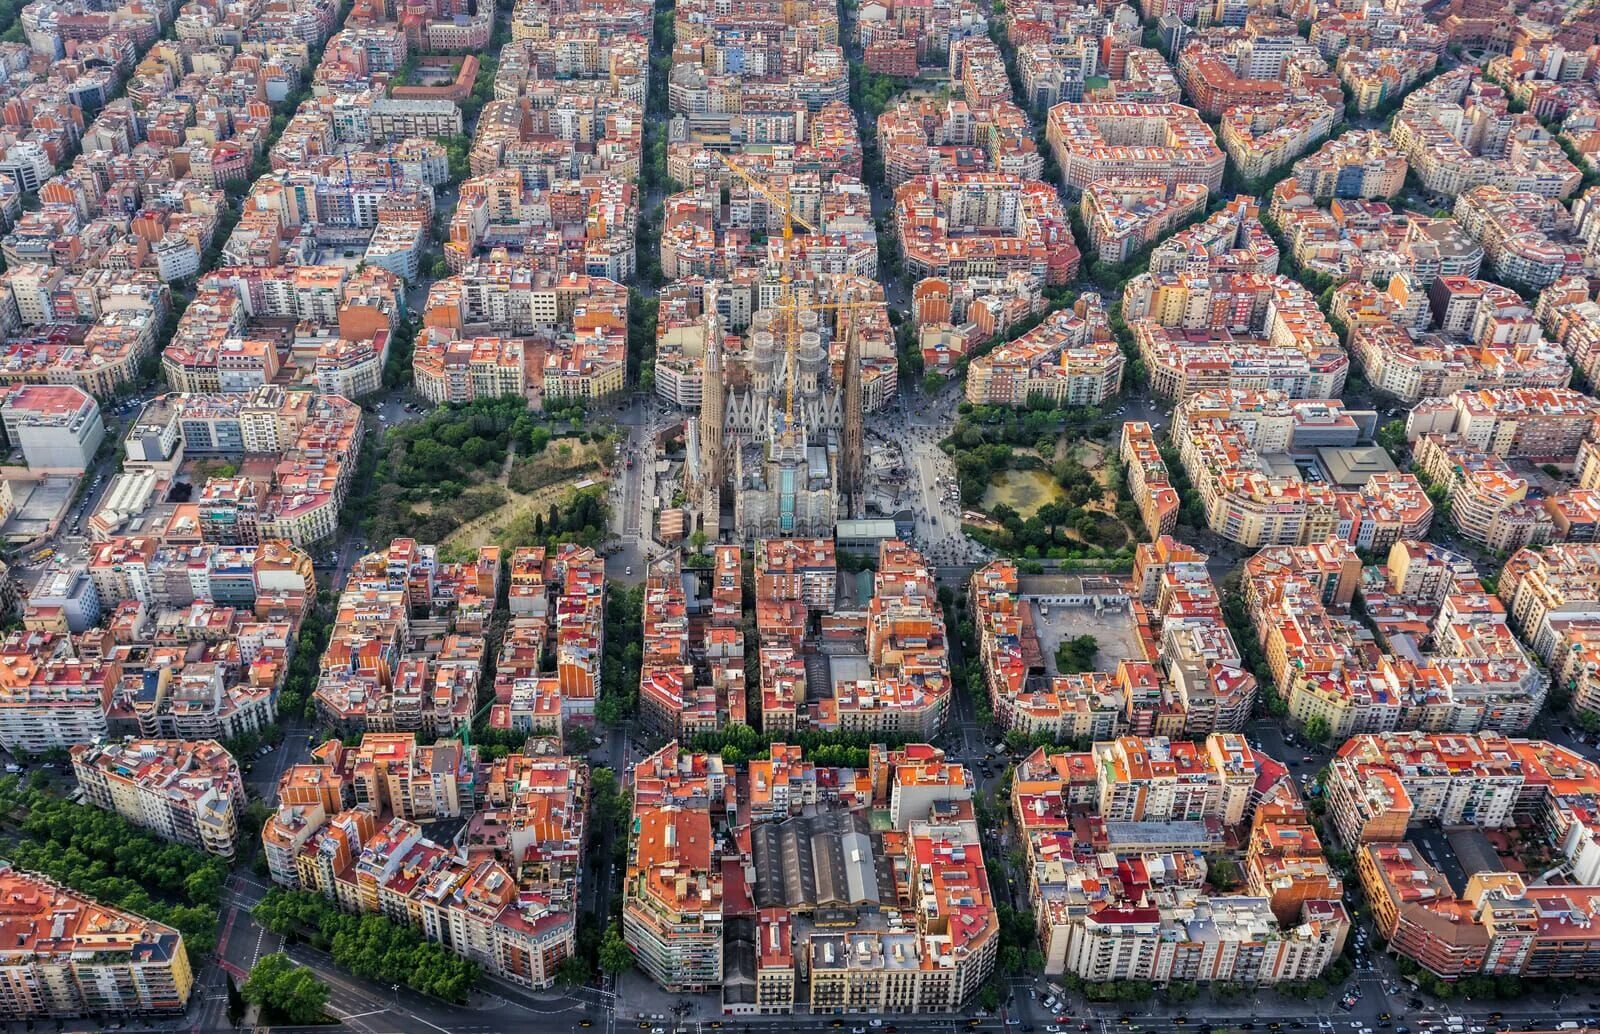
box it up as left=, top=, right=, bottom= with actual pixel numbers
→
left=640, top=548, right=747, bottom=737
left=0, top=865, right=193, bottom=1019
left=1046, top=102, right=1226, bottom=196
left=490, top=544, right=605, bottom=735
left=1391, top=69, right=1582, bottom=200
left=278, top=745, right=589, bottom=990
left=0, top=384, right=104, bottom=470
left=1336, top=47, right=1438, bottom=114
left=262, top=762, right=349, bottom=888
left=412, top=334, right=528, bottom=406
left=315, top=540, right=504, bottom=736
left=1340, top=277, right=1564, bottom=404
left=894, top=173, right=1079, bottom=288
left=1290, top=129, right=1409, bottom=200
left=1270, top=184, right=1484, bottom=288
left=755, top=540, right=949, bottom=738
left=1404, top=386, right=1600, bottom=464
left=1327, top=732, right=1600, bottom=981
left=1173, top=391, right=1431, bottom=549
left=1124, top=270, right=1347, bottom=402
left=1018, top=734, right=1348, bottom=985
left=1080, top=180, right=1208, bottom=264
left=69, top=738, right=246, bottom=859
left=1121, top=421, right=1180, bottom=539
left=1498, top=542, right=1600, bottom=669
left=1220, top=96, right=1341, bottom=181
left=755, top=539, right=837, bottom=612
left=964, top=299, right=1124, bottom=407
left=624, top=742, right=998, bottom=1011
left=971, top=536, right=1253, bottom=741
left=1413, top=434, right=1557, bottom=551
left=875, top=94, right=1042, bottom=188
left=1245, top=538, right=1545, bottom=739
left=122, top=387, right=363, bottom=547
left=1453, top=185, right=1586, bottom=290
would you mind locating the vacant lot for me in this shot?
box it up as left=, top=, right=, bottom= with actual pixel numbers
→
left=1033, top=601, right=1144, bottom=675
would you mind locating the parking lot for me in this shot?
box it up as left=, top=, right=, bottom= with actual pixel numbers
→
left=1031, top=600, right=1143, bottom=674
left=0, top=475, right=76, bottom=541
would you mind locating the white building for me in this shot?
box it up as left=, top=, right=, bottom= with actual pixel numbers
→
left=0, top=384, right=104, bottom=470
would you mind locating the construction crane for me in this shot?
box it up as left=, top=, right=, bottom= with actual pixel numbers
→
left=765, top=296, right=881, bottom=518
left=714, top=152, right=819, bottom=427
left=712, top=153, right=882, bottom=515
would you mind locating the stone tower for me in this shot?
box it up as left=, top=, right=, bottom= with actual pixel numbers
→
left=698, top=308, right=725, bottom=532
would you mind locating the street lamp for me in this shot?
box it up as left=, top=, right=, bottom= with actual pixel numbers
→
left=391, top=983, right=400, bottom=1008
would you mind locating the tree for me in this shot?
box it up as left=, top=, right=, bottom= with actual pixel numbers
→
left=556, top=955, right=590, bottom=987
left=1206, top=855, right=1243, bottom=891
left=242, top=953, right=329, bottom=1025
left=1056, top=634, right=1099, bottom=674
left=1377, top=419, right=1407, bottom=463
left=1305, top=714, right=1332, bottom=746
left=599, top=923, right=632, bottom=975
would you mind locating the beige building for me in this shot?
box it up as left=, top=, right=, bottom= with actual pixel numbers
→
left=70, top=738, right=245, bottom=859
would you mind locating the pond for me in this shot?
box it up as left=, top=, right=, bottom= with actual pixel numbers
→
left=981, top=467, right=1066, bottom=518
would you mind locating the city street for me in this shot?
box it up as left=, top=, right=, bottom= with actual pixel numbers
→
left=607, top=392, right=668, bottom=584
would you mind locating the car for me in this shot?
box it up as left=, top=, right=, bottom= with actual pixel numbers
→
left=625, top=566, right=633, bottom=576
left=852, top=1028, right=867, bottom=1034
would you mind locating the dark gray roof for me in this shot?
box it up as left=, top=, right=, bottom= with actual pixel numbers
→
left=751, top=808, right=880, bottom=911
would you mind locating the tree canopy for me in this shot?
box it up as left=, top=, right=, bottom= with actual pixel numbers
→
left=0, top=779, right=227, bottom=956
left=242, top=953, right=330, bottom=1025
left=254, top=889, right=479, bottom=1002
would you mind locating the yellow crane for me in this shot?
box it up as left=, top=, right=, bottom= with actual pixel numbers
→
left=714, top=152, right=821, bottom=427
left=711, top=152, right=882, bottom=516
